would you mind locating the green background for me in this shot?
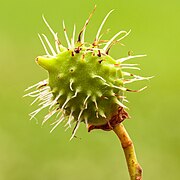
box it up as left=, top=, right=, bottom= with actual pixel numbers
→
left=0, top=0, right=179, bottom=179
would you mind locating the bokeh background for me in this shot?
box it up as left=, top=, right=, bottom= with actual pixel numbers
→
left=0, top=0, right=179, bottom=179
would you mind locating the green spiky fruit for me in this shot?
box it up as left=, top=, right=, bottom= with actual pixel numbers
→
left=37, top=46, right=123, bottom=125
left=25, top=7, right=149, bottom=139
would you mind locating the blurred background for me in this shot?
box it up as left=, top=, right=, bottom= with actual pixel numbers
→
left=0, top=0, right=179, bottom=179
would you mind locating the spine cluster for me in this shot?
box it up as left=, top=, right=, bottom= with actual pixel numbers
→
left=24, top=6, right=151, bottom=139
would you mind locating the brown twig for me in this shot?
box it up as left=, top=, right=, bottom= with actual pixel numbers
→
left=113, top=123, right=142, bottom=180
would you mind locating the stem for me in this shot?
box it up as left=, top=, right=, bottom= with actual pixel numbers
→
left=113, top=123, right=142, bottom=180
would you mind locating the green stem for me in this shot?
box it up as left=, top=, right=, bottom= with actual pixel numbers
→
left=113, top=123, right=142, bottom=180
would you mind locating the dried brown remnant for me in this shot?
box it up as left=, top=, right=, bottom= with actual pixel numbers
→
left=105, top=47, right=110, bottom=55
left=37, top=83, right=47, bottom=89
left=88, top=107, right=129, bottom=132
left=98, top=59, right=103, bottom=64
left=74, top=47, right=80, bottom=53
left=97, top=50, right=101, bottom=57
